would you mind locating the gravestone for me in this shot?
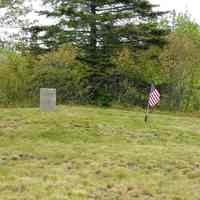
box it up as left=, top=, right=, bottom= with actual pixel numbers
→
left=40, top=88, right=56, bottom=112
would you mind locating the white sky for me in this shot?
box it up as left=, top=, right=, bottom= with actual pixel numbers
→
left=150, top=0, right=200, bottom=23
left=0, top=0, right=200, bottom=39
left=29, top=0, right=200, bottom=25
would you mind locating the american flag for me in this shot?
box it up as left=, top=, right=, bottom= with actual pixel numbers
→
left=148, top=84, right=160, bottom=108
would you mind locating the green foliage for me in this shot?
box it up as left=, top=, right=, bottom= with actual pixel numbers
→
left=0, top=0, right=12, bottom=7
left=30, top=0, right=167, bottom=59
left=0, top=46, right=90, bottom=106
left=27, top=0, right=168, bottom=105
left=0, top=49, right=32, bottom=106
left=175, top=12, right=200, bottom=36
left=1, top=5, right=200, bottom=112
left=110, top=48, right=148, bottom=106
left=159, top=13, right=200, bottom=111
left=29, top=45, right=91, bottom=104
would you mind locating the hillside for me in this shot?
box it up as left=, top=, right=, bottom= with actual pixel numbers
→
left=0, top=106, right=200, bottom=200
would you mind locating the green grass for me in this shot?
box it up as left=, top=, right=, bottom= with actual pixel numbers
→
left=0, top=105, right=200, bottom=200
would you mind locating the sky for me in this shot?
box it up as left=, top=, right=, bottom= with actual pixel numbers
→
left=0, top=0, right=200, bottom=39
left=25, top=0, right=200, bottom=26
left=150, top=0, right=200, bottom=23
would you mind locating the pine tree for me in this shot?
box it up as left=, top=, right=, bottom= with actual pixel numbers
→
left=28, top=0, right=168, bottom=104
left=29, top=0, right=167, bottom=61
left=0, top=0, right=12, bottom=7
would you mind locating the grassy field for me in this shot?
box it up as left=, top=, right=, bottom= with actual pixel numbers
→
left=0, top=106, right=200, bottom=200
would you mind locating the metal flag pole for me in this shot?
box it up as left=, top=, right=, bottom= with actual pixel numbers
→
left=144, top=84, right=153, bottom=123
left=144, top=83, right=161, bottom=123
left=144, top=102, right=150, bottom=123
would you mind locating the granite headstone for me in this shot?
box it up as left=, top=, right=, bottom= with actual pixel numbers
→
left=40, top=88, right=56, bottom=112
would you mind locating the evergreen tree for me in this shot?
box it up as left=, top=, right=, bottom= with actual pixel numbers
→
left=0, top=0, right=12, bottom=7
left=28, top=0, right=168, bottom=104
left=29, top=0, right=167, bottom=62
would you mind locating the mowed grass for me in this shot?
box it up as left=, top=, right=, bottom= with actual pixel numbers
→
left=0, top=106, right=200, bottom=200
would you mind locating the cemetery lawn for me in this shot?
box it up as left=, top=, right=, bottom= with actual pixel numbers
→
left=0, top=106, right=200, bottom=200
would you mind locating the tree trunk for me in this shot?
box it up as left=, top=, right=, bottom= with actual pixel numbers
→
left=90, top=0, right=97, bottom=58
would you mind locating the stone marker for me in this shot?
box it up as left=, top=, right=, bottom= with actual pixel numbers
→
left=40, top=88, right=56, bottom=112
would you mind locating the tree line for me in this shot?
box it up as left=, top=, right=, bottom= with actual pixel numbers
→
left=0, top=0, right=200, bottom=111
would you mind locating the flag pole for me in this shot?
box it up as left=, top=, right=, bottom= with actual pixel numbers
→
left=144, top=83, right=160, bottom=123
left=144, top=102, right=150, bottom=123
left=144, top=84, right=152, bottom=123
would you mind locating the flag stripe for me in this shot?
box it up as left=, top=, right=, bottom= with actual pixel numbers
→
left=153, top=91, right=160, bottom=98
